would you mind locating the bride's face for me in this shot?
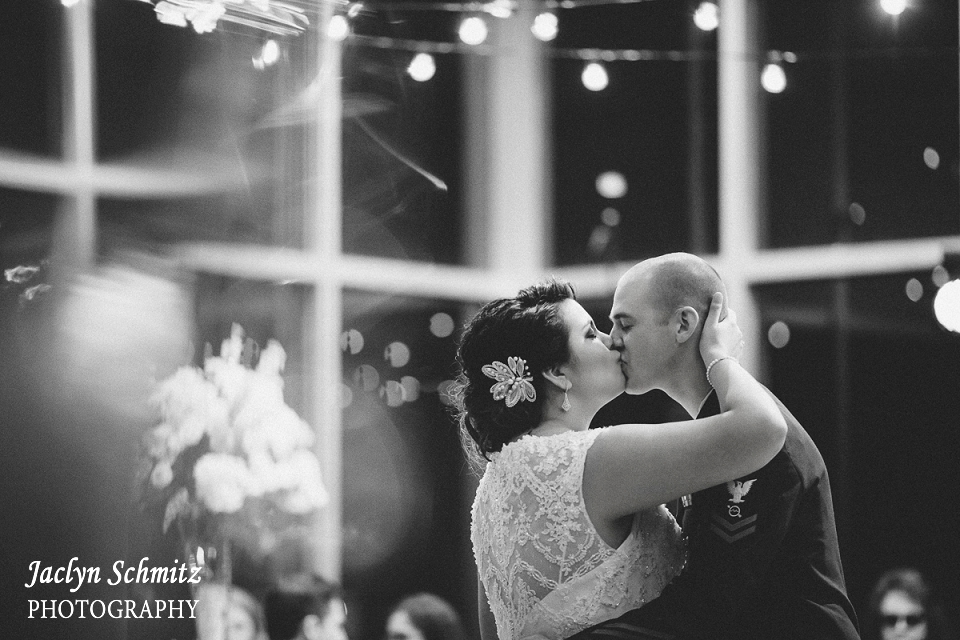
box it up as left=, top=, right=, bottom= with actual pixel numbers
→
left=557, top=299, right=626, bottom=404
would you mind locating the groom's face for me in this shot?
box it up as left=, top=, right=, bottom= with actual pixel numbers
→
left=609, top=276, right=674, bottom=395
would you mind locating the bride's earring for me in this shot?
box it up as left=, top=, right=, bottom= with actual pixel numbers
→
left=561, top=383, right=571, bottom=412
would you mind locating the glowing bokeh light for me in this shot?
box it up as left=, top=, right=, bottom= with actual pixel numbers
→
left=429, top=312, right=455, bottom=338
left=532, top=12, right=559, bottom=41
left=62, top=0, right=82, bottom=7
left=328, top=15, right=349, bottom=41
left=587, top=225, right=613, bottom=256
left=601, top=207, right=621, bottom=227
left=407, top=52, right=436, bottom=82
left=693, top=2, right=719, bottom=31
left=383, top=380, right=405, bottom=407
left=384, top=341, right=411, bottom=367
left=880, top=0, right=907, bottom=16
left=932, top=265, right=950, bottom=288
left=400, top=376, right=421, bottom=402
left=848, top=202, right=866, bottom=226
left=933, top=279, right=960, bottom=333
left=767, top=321, right=791, bottom=349
left=252, top=39, right=281, bottom=70
left=354, top=364, right=380, bottom=392
left=596, top=171, right=628, bottom=199
left=340, top=329, right=365, bottom=354
left=761, top=63, right=787, bottom=93
left=459, top=17, right=488, bottom=45
left=905, top=278, right=924, bottom=302
left=262, top=40, right=280, bottom=65
left=923, top=147, right=941, bottom=170
left=582, top=62, right=609, bottom=92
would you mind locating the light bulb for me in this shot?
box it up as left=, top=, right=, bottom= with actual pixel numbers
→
left=407, top=53, right=436, bottom=82
left=693, top=2, right=719, bottom=31
left=880, top=0, right=907, bottom=16
left=328, top=15, right=349, bottom=41
left=582, top=62, right=609, bottom=92
left=934, top=279, right=960, bottom=333
left=531, top=12, right=558, bottom=41
left=459, top=17, right=488, bottom=45
left=761, top=63, right=787, bottom=93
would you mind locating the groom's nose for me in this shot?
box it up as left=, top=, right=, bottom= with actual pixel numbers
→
left=609, top=331, right=623, bottom=350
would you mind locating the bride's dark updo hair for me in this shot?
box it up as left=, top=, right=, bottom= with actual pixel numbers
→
left=453, top=279, right=575, bottom=466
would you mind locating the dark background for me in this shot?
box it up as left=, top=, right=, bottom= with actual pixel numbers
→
left=2, top=1, right=959, bottom=639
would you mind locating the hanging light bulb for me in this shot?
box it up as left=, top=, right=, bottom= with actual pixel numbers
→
left=484, top=0, right=513, bottom=19
left=531, top=12, right=558, bottom=41
left=880, top=0, right=907, bottom=16
left=761, top=62, right=787, bottom=93
left=693, top=2, right=719, bottom=31
left=582, top=62, right=609, bottom=92
left=328, top=14, right=349, bottom=41
left=934, top=279, right=960, bottom=333
left=459, top=16, right=488, bottom=45
left=408, top=53, right=436, bottom=82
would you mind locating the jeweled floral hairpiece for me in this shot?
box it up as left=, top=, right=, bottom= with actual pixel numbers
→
left=481, top=356, right=536, bottom=407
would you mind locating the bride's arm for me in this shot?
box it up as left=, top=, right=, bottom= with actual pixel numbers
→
left=583, top=293, right=787, bottom=520
left=478, top=576, right=499, bottom=640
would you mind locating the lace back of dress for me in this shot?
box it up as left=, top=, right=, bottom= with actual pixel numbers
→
left=471, top=431, right=610, bottom=640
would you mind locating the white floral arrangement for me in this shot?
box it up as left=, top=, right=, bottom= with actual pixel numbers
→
left=138, top=325, right=328, bottom=550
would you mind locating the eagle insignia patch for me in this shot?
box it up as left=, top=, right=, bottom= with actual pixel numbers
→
left=726, top=478, right=757, bottom=504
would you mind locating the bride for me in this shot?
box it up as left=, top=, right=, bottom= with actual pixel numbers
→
left=453, top=279, right=786, bottom=640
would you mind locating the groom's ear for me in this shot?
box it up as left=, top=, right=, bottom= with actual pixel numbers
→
left=674, top=306, right=701, bottom=344
left=541, top=366, right=569, bottom=391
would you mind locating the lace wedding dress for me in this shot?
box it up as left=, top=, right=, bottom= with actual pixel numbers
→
left=471, top=429, right=687, bottom=640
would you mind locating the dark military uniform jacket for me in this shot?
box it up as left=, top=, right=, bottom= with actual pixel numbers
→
left=572, top=389, right=860, bottom=640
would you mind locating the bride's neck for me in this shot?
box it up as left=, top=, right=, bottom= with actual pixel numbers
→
left=532, top=412, right=590, bottom=437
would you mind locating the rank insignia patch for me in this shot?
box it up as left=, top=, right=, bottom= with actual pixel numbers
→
left=710, top=512, right=757, bottom=543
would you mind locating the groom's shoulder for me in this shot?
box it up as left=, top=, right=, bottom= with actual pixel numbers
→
left=759, top=385, right=828, bottom=479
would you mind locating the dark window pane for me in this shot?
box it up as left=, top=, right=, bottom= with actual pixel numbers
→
left=756, top=272, right=960, bottom=612
left=0, top=187, right=58, bottom=271
left=0, top=3, right=62, bottom=155
left=765, top=1, right=960, bottom=247
left=553, top=2, right=718, bottom=265
left=341, top=19, right=464, bottom=263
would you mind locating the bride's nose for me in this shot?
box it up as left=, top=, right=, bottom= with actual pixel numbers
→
left=599, top=332, right=614, bottom=349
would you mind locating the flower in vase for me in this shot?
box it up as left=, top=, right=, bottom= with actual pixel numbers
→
left=194, top=453, right=259, bottom=514
left=138, top=324, right=328, bottom=546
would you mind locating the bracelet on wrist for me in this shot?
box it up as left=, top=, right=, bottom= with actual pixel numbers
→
left=705, top=355, right=737, bottom=387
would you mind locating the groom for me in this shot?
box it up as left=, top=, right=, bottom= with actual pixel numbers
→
left=586, top=253, right=860, bottom=639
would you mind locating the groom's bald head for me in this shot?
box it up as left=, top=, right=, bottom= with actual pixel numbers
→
left=618, top=252, right=727, bottom=323
left=610, top=253, right=727, bottom=395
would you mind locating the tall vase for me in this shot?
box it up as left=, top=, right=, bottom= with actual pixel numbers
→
left=191, top=534, right=234, bottom=640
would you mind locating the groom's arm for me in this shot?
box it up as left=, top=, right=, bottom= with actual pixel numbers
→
left=668, top=450, right=803, bottom=639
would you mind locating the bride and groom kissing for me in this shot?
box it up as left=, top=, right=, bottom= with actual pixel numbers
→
left=457, top=253, right=860, bottom=640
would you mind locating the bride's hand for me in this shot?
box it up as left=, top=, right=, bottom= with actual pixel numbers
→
left=699, top=292, right=743, bottom=364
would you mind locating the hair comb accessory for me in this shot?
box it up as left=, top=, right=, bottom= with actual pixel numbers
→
left=482, top=357, right=536, bottom=407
